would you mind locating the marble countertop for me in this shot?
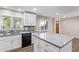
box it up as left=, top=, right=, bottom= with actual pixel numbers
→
left=33, top=32, right=74, bottom=48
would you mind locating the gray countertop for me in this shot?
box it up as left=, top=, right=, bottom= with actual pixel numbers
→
left=0, top=33, right=21, bottom=37
left=0, top=31, right=38, bottom=37
left=0, top=30, right=47, bottom=37
left=33, top=32, right=74, bottom=48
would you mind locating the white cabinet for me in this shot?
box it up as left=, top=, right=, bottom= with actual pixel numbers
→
left=0, top=35, right=22, bottom=52
left=0, top=37, right=12, bottom=52
left=24, top=12, right=36, bottom=26
left=11, top=35, right=22, bottom=49
left=32, top=36, right=40, bottom=52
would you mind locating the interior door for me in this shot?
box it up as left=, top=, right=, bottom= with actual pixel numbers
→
left=56, top=21, right=59, bottom=33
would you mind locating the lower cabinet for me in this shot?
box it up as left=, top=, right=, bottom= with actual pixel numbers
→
left=0, top=35, right=22, bottom=52
left=0, top=38, right=12, bottom=52
left=33, top=36, right=40, bottom=52
left=12, top=35, right=22, bottom=49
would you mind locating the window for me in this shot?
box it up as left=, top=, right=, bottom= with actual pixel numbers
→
left=0, top=16, right=11, bottom=30
left=0, top=16, right=22, bottom=30
left=3, top=16, right=11, bottom=29
left=13, top=17, right=22, bottom=28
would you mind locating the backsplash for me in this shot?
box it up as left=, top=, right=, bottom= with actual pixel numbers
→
left=24, top=26, right=35, bottom=31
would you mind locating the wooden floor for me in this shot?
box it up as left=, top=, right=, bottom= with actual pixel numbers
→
left=15, top=45, right=33, bottom=52
left=72, top=38, right=79, bottom=52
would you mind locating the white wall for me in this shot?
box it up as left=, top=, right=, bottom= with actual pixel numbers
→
left=47, top=17, right=54, bottom=32
left=60, top=17, right=79, bottom=38
left=64, top=10, right=79, bottom=18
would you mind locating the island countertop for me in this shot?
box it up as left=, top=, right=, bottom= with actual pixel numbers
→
left=33, top=32, right=74, bottom=48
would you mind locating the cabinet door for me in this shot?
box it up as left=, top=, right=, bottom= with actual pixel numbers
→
left=32, top=35, right=36, bottom=44
left=0, top=37, right=12, bottom=52
left=24, top=13, right=30, bottom=26
left=12, top=35, right=22, bottom=49
left=24, top=13, right=36, bottom=26
left=33, top=36, right=40, bottom=52
left=30, top=14, right=36, bottom=26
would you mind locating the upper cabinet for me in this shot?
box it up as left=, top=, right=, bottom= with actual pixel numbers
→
left=24, top=12, right=36, bottom=26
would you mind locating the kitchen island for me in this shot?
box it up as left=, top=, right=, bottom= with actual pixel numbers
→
left=32, top=32, right=74, bottom=52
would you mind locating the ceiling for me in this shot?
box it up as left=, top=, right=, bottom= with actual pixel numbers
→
left=1, top=6, right=79, bottom=17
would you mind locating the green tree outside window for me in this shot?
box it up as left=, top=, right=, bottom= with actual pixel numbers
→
left=3, top=16, right=10, bottom=29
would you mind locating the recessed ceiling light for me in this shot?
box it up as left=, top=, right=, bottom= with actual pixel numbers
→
left=56, top=12, right=59, bottom=16
left=33, top=8, right=37, bottom=11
